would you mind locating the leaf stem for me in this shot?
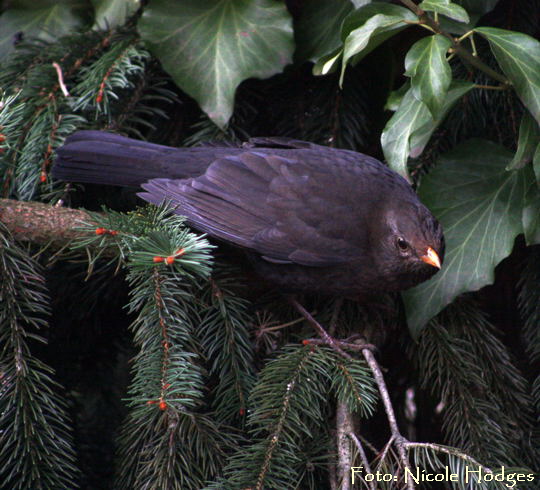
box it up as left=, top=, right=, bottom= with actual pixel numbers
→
left=473, top=83, right=510, bottom=90
left=399, top=0, right=509, bottom=85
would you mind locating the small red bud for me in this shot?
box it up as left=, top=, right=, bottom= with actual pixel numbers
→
left=109, top=230, right=118, bottom=236
left=95, top=227, right=106, bottom=235
left=239, top=408, right=245, bottom=416
left=175, top=248, right=185, bottom=257
left=0, top=134, right=5, bottom=143
left=153, top=256, right=164, bottom=263
left=39, top=172, right=47, bottom=183
left=159, top=401, right=167, bottom=411
left=302, top=339, right=310, bottom=345
left=146, top=400, right=157, bottom=405
left=165, top=256, right=175, bottom=265
left=96, top=93, right=103, bottom=103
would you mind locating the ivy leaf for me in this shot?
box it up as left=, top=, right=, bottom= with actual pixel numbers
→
left=313, top=47, right=343, bottom=76
left=409, top=80, right=474, bottom=157
left=91, top=0, right=141, bottom=29
left=403, top=140, right=529, bottom=336
left=384, top=81, right=411, bottom=111
left=418, top=0, right=470, bottom=23
left=476, top=27, right=540, bottom=125
left=295, top=0, right=354, bottom=64
left=438, top=0, right=498, bottom=34
left=138, top=0, right=294, bottom=129
left=405, top=34, right=453, bottom=116
left=0, top=0, right=88, bottom=59
left=507, top=111, right=540, bottom=170
left=381, top=81, right=473, bottom=180
left=381, top=88, right=428, bottom=181
left=340, top=3, right=416, bottom=85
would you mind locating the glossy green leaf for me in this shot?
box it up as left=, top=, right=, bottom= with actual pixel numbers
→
left=381, top=88, right=429, bottom=181
left=295, top=0, right=354, bottom=64
left=0, top=0, right=88, bottom=59
left=405, top=34, right=453, bottom=116
left=91, top=0, right=140, bottom=29
left=313, top=47, right=343, bottom=76
left=403, top=140, right=529, bottom=336
left=340, top=3, right=416, bottom=84
left=476, top=27, right=540, bottom=125
left=438, top=0, right=499, bottom=34
left=409, top=80, right=474, bottom=157
left=419, top=0, right=470, bottom=23
left=138, top=0, right=294, bottom=129
left=381, top=81, right=473, bottom=179
left=384, top=81, right=410, bottom=111
left=507, top=111, right=540, bottom=170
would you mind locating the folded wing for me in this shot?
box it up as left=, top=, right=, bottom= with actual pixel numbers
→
left=139, top=150, right=368, bottom=266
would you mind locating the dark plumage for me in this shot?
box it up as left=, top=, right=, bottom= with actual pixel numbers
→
left=53, top=131, right=444, bottom=296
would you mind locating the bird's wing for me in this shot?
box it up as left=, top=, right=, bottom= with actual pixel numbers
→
left=244, top=137, right=330, bottom=151
left=139, top=150, right=369, bottom=266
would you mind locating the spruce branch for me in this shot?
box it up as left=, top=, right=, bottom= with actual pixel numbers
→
left=518, top=249, right=540, bottom=371
left=0, top=197, right=97, bottom=250
left=291, top=301, right=414, bottom=488
left=413, top=299, right=534, bottom=466
left=116, top=220, right=223, bottom=489
left=0, top=222, right=78, bottom=489
left=198, top=269, right=256, bottom=424
left=215, top=345, right=339, bottom=489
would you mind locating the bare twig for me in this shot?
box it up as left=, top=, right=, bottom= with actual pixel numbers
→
left=336, top=403, right=353, bottom=490
left=362, top=348, right=415, bottom=490
left=292, top=301, right=414, bottom=487
left=349, top=432, right=376, bottom=490
left=290, top=299, right=352, bottom=359
left=52, top=62, right=70, bottom=97
left=302, top=337, right=376, bottom=353
left=404, top=441, right=493, bottom=473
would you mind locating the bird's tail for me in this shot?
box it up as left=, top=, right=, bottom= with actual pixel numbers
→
left=53, top=130, right=207, bottom=187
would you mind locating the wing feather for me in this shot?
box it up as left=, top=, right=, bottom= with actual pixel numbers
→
left=139, top=149, right=371, bottom=266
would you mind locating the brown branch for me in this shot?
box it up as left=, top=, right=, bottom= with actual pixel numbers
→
left=0, top=198, right=96, bottom=250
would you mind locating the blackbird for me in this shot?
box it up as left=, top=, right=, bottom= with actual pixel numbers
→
left=53, top=131, right=444, bottom=296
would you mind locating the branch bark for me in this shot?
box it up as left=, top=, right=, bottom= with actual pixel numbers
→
left=0, top=198, right=95, bottom=249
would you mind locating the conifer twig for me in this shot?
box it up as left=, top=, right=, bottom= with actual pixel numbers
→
left=336, top=402, right=353, bottom=490
left=362, top=347, right=414, bottom=489
left=292, top=299, right=414, bottom=487
left=349, top=432, right=376, bottom=490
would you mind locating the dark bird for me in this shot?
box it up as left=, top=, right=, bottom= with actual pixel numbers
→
left=53, top=131, right=444, bottom=296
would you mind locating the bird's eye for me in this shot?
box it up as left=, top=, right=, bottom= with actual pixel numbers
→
left=396, top=237, right=409, bottom=252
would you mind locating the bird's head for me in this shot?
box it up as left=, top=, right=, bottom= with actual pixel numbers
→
left=373, top=201, right=444, bottom=290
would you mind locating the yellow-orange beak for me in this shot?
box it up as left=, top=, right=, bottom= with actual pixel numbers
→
left=421, top=247, right=441, bottom=269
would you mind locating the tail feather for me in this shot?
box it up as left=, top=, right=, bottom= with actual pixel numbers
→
left=53, top=130, right=221, bottom=187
